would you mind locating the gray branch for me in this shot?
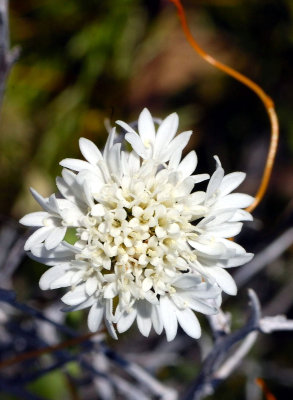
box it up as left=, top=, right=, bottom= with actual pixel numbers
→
left=182, top=290, right=293, bottom=400
left=235, top=227, right=293, bottom=288
left=0, top=0, right=20, bottom=108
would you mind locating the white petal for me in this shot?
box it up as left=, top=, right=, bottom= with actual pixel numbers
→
left=204, top=222, right=243, bottom=238
left=24, top=227, right=53, bottom=251
left=20, top=212, right=51, bottom=227
left=45, top=227, right=67, bottom=250
left=61, top=168, right=77, bottom=186
left=115, top=120, right=137, bottom=135
left=50, top=270, right=76, bottom=289
left=82, top=180, right=94, bottom=208
left=88, top=302, right=104, bottom=332
left=188, top=281, right=221, bottom=299
left=190, top=174, right=210, bottom=185
left=154, top=113, right=179, bottom=158
left=176, top=307, right=201, bottom=339
left=79, top=137, right=102, bottom=165
left=198, top=210, right=235, bottom=227
left=197, top=271, right=215, bottom=289
left=91, top=204, right=105, bottom=217
left=161, top=130, right=192, bottom=162
left=168, top=149, right=182, bottom=169
left=47, top=194, right=59, bottom=214
left=61, top=284, right=88, bottom=306
left=215, top=193, right=254, bottom=209
left=62, top=241, right=80, bottom=253
left=151, top=304, right=163, bottom=335
left=104, top=282, right=117, bottom=298
left=125, top=132, right=147, bottom=158
left=56, top=169, right=87, bottom=205
left=178, top=294, right=217, bottom=315
left=142, top=277, right=153, bottom=292
left=62, top=296, right=96, bottom=312
left=136, top=301, right=152, bottom=337
left=190, top=191, right=206, bottom=205
left=127, top=151, right=140, bottom=176
left=160, top=295, right=178, bottom=341
left=31, top=243, right=76, bottom=259
left=138, top=108, right=156, bottom=144
left=59, top=158, right=95, bottom=172
left=174, top=177, right=195, bottom=196
left=177, top=151, right=198, bottom=179
left=58, top=201, right=85, bottom=226
left=104, top=299, right=118, bottom=339
left=117, top=309, right=137, bottom=333
left=206, top=164, right=224, bottom=200
left=120, top=151, right=129, bottom=176
left=70, top=270, right=84, bottom=286
left=28, top=252, right=72, bottom=266
left=220, top=172, right=246, bottom=196
left=108, top=143, right=122, bottom=179
left=229, top=209, right=253, bottom=222
left=220, top=253, right=254, bottom=268
left=208, top=267, right=237, bottom=295
left=56, top=176, right=69, bottom=198
left=217, top=237, right=246, bottom=254
left=173, top=275, right=202, bottom=289
left=77, top=170, right=104, bottom=196
left=103, top=127, right=117, bottom=162
left=188, top=240, right=226, bottom=257
left=39, top=265, right=68, bottom=290
left=30, top=188, right=55, bottom=213
left=85, top=277, right=98, bottom=296
left=144, top=290, right=159, bottom=304
left=105, top=319, right=118, bottom=340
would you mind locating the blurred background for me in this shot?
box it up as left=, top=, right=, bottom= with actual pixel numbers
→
left=0, top=0, right=292, bottom=399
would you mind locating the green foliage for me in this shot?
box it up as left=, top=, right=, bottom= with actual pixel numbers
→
left=27, top=368, right=72, bottom=399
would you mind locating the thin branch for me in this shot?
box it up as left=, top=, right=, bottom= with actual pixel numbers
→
left=126, top=361, right=178, bottom=400
left=263, top=281, right=293, bottom=316
left=235, top=227, right=293, bottom=288
left=0, top=289, right=176, bottom=399
left=182, top=289, right=293, bottom=400
left=169, top=0, right=279, bottom=213
left=215, top=331, right=258, bottom=380
left=0, top=230, right=30, bottom=288
left=182, top=290, right=260, bottom=400
left=92, top=353, right=116, bottom=400
left=208, top=309, right=231, bottom=341
left=259, top=315, right=293, bottom=334
left=0, top=0, right=20, bottom=108
left=0, top=331, right=101, bottom=370
left=111, top=375, right=150, bottom=400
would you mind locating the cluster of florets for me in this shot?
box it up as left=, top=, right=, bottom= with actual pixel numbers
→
left=20, top=109, right=253, bottom=341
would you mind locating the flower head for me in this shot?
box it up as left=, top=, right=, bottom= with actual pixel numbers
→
left=20, top=108, right=253, bottom=341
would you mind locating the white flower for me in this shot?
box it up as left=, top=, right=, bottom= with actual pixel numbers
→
left=21, top=108, right=253, bottom=341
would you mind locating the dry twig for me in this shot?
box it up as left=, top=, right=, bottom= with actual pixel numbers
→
left=182, top=290, right=293, bottom=400
left=0, top=0, right=20, bottom=108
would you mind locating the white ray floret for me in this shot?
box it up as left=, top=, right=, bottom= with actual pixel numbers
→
left=116, top=108, right=192, bottom=162
left=21, top=108, right=254, bottom=341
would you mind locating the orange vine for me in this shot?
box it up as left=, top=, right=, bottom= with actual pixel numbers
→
left=256, top=378, right=277, bottom=400
left=169, top=0, right=279, bottom=213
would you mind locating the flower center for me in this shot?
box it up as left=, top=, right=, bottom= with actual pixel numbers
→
left=73, top=161, right=201, bottom=305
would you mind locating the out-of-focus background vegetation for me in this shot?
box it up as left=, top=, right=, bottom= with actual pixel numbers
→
left=1, top=0, right=293, bottom=399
